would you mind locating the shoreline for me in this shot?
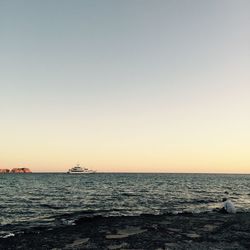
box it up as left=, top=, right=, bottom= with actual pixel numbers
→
left=1, top=172, right=250, bottom=175
left=1, top=212, right=250, bottom=249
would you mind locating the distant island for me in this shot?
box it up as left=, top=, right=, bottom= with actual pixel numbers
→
left=0, top=168, right=32, bottom=173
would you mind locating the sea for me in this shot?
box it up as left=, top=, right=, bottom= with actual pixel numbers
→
left=0, top=173, right=249, bottom=237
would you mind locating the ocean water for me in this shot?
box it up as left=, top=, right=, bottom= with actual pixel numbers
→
left=0, top=173, right=249, bottom=235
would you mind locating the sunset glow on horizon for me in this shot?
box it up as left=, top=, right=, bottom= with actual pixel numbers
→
left=1, top=1, right=249, bottom=173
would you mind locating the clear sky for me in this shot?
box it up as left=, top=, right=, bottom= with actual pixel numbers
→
left=0, top=0, right=249, bottom=173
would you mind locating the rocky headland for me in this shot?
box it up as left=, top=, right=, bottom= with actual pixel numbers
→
left=0, top=168, right=32, bottom=173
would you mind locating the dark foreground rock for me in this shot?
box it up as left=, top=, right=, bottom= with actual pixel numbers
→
left=1, top=213, right=250, bottom=249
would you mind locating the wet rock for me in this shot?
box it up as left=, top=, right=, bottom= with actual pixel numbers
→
left=107, top=242, right=128, bottom=249
left=64, top=238, right=89, bottom=249
left=165, top=242, right=178, bottom=249
left=184, top=233, right=200, bottom=238
left=203, top=224, right=218, bottom=232
left=106, top=227, right=147, bottom=239
left=167, top=228, right=182, bottom=232
left=1, top=213, right=250, bottom=249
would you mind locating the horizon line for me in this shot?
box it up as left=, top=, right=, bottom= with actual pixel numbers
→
left=28, top=171, right=250, bottom=175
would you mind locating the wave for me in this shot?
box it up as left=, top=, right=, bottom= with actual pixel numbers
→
left=174, top=199, right=218, bottom=204
left=40, top=204, right=66, bottom=210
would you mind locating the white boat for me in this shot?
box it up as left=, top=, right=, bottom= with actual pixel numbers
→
left=67, top=164, right=96, bottom=174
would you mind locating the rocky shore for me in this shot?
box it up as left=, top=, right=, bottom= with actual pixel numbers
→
left=0, top=212, right=249, bottom=250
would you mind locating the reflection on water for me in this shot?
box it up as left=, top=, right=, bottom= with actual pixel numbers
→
left=0, top=173, right=249, bottom=229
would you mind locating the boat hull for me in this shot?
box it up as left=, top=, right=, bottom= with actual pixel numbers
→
left=67, top=171, right=96, bottom=174
left=67, top=164, right=96, bottom=174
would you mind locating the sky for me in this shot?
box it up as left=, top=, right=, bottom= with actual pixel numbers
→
left=0, top=0, right=249, bottom=173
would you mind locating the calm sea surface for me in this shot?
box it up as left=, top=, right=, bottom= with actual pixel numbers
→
left=0, top=173, right=249, bottom=234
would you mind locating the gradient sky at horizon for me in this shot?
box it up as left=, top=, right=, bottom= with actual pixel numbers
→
left=0, top=0, right=250, bottom=173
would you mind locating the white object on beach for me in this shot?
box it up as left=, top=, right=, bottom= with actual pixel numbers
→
left=223, top=199, right=236, bottom=214
left=2, top=233, right=15, bottom=238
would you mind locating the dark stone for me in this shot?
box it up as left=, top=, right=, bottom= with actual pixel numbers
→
left=0, top=213, right=250, bottom=249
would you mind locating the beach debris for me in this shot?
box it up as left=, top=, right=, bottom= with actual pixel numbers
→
left=61, top=219, right=76, bottom=226
left=2, top=233, right=15, bottom=239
